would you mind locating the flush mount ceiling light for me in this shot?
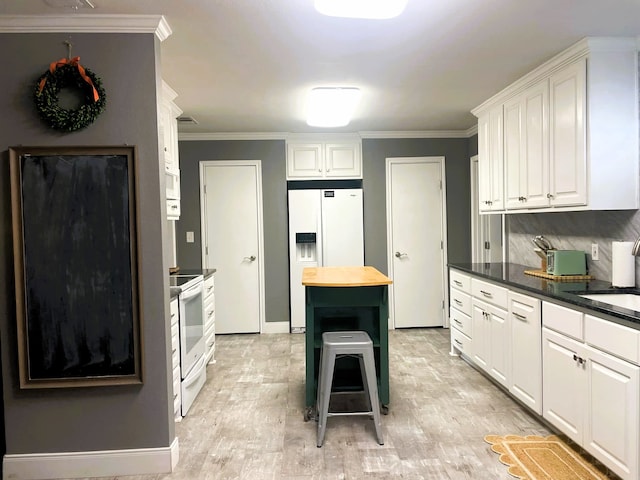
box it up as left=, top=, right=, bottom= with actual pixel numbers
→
left=314, top=0, right=408, bottom=19
left=306, top=87, right=362, bottom=128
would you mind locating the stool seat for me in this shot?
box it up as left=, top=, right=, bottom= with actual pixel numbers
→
left=316, top=331, right=384, bottom=447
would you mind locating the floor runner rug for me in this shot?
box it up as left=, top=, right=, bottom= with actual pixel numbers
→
left=485, top=434, right=613, bottom=480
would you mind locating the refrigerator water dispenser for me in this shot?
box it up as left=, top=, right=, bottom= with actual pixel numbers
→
left=296, top=232, right=317, bottom=261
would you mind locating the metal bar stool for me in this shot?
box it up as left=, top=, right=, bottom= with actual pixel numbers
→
left=316, top=331, right=384, bottom=447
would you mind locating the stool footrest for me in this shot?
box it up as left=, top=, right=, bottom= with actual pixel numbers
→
left=327, top=411, right=374, bottom=418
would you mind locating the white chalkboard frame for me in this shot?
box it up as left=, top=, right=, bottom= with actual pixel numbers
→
left=9, top=146, right=143, bottom=389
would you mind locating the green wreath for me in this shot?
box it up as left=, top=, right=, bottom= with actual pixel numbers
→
left=34, top=60, right=106, bottom=132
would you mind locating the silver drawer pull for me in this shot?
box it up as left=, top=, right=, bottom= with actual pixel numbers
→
left=480, top=290, right=493, bottom=297
left=208, top=311, right=214, bottom=317
left=454, top=299, right=463, bottom=306
left=454, top=280, right=463, bottom=287
left=454, top=339, right=463, bottom=346
left=454, top=319, right=462, bottom=326
left=207, top=286, right=213, bottom=292
left=513, top=312, right=527, bottom=321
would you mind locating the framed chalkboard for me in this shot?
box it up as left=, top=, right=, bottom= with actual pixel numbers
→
left=9, top=146, right=143, bottom=389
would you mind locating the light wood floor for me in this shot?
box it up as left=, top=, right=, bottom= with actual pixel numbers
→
left=75, top=328, right=617, bottom=479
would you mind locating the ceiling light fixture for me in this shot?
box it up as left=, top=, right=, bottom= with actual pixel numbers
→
left=314, top=0, right=408, bottom=19
left=306, top=87, right=362, bottom=128
left=44, top=0, right=95, bottom=9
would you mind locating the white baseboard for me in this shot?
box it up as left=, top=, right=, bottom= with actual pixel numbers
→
left=261, top=321, right=290, bottom=334
left=3, top=436, right=179, bottom=480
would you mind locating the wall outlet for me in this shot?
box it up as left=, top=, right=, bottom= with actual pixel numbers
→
left=591, top=243, right=599, bottom=261
left=186, top=231, right=194, bottom=243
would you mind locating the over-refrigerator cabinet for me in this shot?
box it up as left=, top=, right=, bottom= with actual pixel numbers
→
left=288, top=187, right=365, bottom=331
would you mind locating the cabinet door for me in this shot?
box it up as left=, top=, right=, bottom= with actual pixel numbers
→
left=487, top=303, right=509, bottom=387
left=286, top=143, right=323, bottom=178
left=585, top=345, right=639, bottom=480
left=325, top=143, right=362, bottom=178
left=477, top=113, right=493, bottom=212
left=509, top=292, right=542, bottom=414
left=549, top=59, right=587, bottom=207
left=522, top=81, right=549, bottom=208
left=503, top=95, right=525, bottom=209
left=471, top=300, right=491, bottom=371
left=542, top=327, right=586, bottom=444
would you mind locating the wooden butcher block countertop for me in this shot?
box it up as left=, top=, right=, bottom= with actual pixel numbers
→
left=302, top=266, right=392, bottom=287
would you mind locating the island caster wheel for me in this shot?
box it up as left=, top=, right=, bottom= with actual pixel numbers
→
left=381, top=404, right=389, bottom=415
left=303, top=406, right=316, bottom=422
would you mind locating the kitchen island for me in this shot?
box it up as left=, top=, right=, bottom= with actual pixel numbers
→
left=302, top=266, right=392, bottom=420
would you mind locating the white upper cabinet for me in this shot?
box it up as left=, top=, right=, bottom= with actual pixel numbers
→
left=477, top=105, right=504, bottom=212
left=473, top=37, right=639, bottom=214
left=287, top=136, right=362, bottom=180
left=549, top=59, right=586, bottom=207
left=161, top=81, right=183, bottom=219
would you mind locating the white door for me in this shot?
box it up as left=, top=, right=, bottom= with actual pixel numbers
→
left=386, top=157, right=446, bottom=328
left=201, top=161, right=264, bottom=334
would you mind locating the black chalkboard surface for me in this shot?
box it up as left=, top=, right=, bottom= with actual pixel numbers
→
left=9, top=146, right=142, bottom=388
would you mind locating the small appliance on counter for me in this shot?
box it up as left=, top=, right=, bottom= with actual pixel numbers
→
left=546, top=250, right=588, bottom=276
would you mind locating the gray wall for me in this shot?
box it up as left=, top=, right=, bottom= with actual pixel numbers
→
left=176, top=136, right=474, bottom=325
left=362, top=137, right=473, bottom=271
left=0, top=33, right=173, bottom=454
left=176, top=140, right=289, bottom=323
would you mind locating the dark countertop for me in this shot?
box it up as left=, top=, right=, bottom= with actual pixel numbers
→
left=449, top=262, right=640, bottom=329
left=172, top=268, right=216, bottom=278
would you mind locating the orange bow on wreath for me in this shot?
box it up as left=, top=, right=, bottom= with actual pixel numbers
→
left=38, top=56, right=100, bottom=102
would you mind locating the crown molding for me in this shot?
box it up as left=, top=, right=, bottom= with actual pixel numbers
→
left=179, top=132, right=289, bottom=141
left=358, top=130, right=471, bottom=139
left=471, top=36, right=638, bottom=117
left=0, top=14, right=172, bottom=41
left=179, top=129, right=477, bottom=141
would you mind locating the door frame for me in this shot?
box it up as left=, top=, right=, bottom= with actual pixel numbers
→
left=199, top=160, right=266, bottom=333
left=385, top=156, right=448, bottom=329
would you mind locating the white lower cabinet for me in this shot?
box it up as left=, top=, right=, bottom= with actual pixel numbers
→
left=471, top=298, right=509, bottom=387
left=170, top=297, right=181, bottom=421
left=542, top=301, right=640, bottom=480
left=509, top=291, right=541, bottom=414
left=203, top=274, right=215, bottom=364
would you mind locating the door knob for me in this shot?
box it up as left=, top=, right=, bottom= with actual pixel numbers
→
left=395, top=252, right=407, bottom=258
left=244, top=255, right=256, bottom=262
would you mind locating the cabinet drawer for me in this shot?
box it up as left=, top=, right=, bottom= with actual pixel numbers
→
left=206, top=329, right=216, bottom=351
left=509, top=291, right=541, bottom=325
left=542, top=301, right=584, bottom=340
left=204, top=319, right=215, bottom=339
left=450, top=289, right=471, bottom=316
left=167, top=198, right=180, bottom=218
left=170, top=298, right=179, bottom=327
left=585, top=314, right=640, bottom=365
left=449, top=307, right=471, bottom=337
left=204, top=305, right=215, bottom=327
left=450, top=270, right=471, bottom=293
left=204, top=275, right=214, bottom=298
left=472, top=278, right=508, bottom=308
left=451, top=326, right=471, bottom=355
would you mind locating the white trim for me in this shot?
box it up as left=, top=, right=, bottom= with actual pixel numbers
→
left=359, top=130, right=471, bottom=139
left=199, top=160, right=266, bottom=334
left=261, top=321, right=290, bottom=334
left=3, top=437, right=179, bottom=480
left=178, top=129, right=478, bottom=142
left=0, top=14, right=172, bottom=40
left=385, top=156, right=448, bottom=330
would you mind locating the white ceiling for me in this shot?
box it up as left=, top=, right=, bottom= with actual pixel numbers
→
left=2, top=0, right=640, bottom=136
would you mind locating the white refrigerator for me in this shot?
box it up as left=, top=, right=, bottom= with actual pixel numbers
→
left=288, top=188, right=364, bottom=331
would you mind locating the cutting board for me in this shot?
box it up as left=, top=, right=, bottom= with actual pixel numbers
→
left=524, top=269, right=594, bottom=281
